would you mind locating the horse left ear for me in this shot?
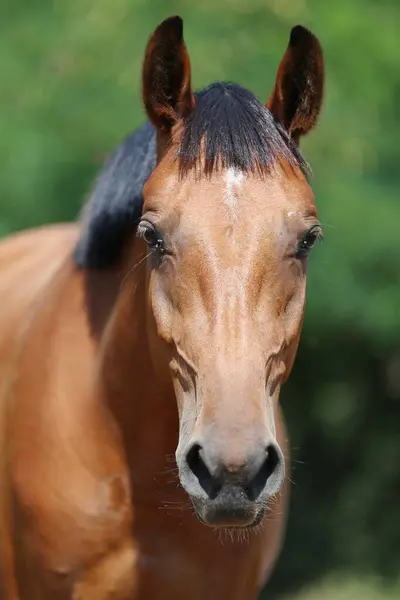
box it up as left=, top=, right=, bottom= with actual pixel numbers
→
left=142, top=16, right=195, bottom=132
left=266, top=26, right=324, bottom=143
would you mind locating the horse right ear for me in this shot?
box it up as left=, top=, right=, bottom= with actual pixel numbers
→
left=266, top=26, right=324, bottom=143
left=142, top=16, right=195, bottom=132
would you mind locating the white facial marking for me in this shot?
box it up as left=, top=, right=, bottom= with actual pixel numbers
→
left=225, top=167, right=245, bottom=210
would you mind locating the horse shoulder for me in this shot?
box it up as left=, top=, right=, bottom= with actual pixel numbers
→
left=0, top=226, right=136, bottom=597
left=0, top=224, right=79, bottom=597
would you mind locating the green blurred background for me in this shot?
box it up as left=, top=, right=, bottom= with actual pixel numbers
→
left=1, top=1, right=399, bottom=598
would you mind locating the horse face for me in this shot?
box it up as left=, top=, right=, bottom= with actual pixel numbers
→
left=139, top=16, right=324, bottom=528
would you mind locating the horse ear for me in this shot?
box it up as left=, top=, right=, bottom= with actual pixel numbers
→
left=266, top=26, right=324, bottom=143
left=142, top=16, right=195, bottom=131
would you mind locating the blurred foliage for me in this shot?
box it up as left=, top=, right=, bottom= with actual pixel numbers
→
left=283, top=575, right=400, bottom=600
left=0, top=0, right=399, bottom=598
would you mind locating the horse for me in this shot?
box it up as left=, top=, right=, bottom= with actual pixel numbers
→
left=0, top=15, right=324, bottom=600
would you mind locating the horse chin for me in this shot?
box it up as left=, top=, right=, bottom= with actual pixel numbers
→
left=191, top=498, right=266, bottom=531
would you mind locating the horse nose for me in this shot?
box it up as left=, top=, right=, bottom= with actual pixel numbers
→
left=185, top=440, right=284, bottom=501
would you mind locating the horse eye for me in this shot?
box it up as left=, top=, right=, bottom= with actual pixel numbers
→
left=143, top=228, right=158, bottom=246
left=296, top=225, right=323, bottom=258
left=137, top=222, right=157, bottom=245
left=137, top=222, right=165, bottom=254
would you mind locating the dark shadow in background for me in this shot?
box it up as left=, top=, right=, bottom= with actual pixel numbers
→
left=264, top=329, right=400, bottom=598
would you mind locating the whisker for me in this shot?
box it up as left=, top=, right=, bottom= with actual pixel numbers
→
left=287, top=476, right=299, bottom=489
left=120, top=250, right=152, bottom=289
left=318, top=221, right=336, bottom=229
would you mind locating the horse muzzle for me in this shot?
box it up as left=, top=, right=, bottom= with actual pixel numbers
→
left=178, top=437, right=285, bottom=529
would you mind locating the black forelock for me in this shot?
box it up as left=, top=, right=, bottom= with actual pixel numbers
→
left=178, top=82, right=310, bottom=177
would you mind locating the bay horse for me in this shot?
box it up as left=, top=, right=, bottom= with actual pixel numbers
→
left=0, top=16, right=324, bottom=600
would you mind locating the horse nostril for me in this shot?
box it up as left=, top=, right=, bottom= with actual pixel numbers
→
left=245, top=444, right=281, bottom=501
left=185, top=442, right=221, bottom=499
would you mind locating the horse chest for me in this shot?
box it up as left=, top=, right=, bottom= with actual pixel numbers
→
left=72, top=537, right=260, bottom=600
left=132, top=546, right=261, bottom=600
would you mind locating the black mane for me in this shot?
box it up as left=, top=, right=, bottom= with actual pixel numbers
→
left=74, top=83, right=309, bottom=269
left=74, top=121, right=156, bottom=268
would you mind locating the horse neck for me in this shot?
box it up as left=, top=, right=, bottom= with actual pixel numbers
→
left=96, top=243, right=179, bottom=491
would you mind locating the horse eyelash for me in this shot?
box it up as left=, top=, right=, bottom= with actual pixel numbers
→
left=136, top=225, right=149, bottom=239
